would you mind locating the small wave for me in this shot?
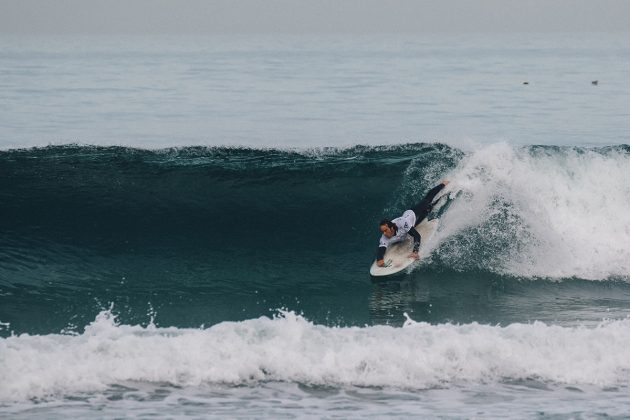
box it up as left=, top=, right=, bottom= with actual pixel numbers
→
left=2, top=309, right=630, bottom=402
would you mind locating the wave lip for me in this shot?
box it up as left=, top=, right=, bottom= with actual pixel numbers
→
left=2, top=310, right=630, bottom=402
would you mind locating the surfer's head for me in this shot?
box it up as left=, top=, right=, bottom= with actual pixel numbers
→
left=379, top=220, right=397, bottom=238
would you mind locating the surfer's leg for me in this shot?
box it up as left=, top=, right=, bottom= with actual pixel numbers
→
left=411, top=205, right=430, bottom=226
left=411, top=184, right=446, bottom=225
left=422, top=183, right=445, bottom=204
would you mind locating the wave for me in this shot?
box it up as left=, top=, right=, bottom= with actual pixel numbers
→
left=2, top=142, right=629, bottom=282
left=0, top=142, right=459, bottom=278
left=0, top=143, right=456, bottom=236
left=2, top=309, right=630, bottom=402
left=1, top=142, right=630, bottom=335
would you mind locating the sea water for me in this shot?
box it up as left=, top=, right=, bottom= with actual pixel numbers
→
left=2, top=33, right=630, bottom=418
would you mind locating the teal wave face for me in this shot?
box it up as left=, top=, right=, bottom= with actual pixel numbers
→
left=0, top=144, right=461, bottom=334
left=0, top=143, right=458, bottom=252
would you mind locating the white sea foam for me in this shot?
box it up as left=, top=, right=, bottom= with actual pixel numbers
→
left=2, top=310, right=630, bottom=402
left=437, top=143, right=630, bottom=279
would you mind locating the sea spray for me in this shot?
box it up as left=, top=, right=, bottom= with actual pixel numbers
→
left=436, top=143, right=630, bottom=279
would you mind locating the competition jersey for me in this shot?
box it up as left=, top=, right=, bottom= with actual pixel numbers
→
left=379, top=210, right=417, bottom=249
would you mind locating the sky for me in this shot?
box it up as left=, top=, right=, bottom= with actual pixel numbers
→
left=1, top=0, right=630, bottom=35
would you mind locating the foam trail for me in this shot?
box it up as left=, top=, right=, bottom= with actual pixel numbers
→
left=437, top=143, right=630, bottom=279
left=3, top=310, right=630, bottom=402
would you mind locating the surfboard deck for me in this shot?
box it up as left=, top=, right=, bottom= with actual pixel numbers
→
left=369, top=218, right=439, bottom=277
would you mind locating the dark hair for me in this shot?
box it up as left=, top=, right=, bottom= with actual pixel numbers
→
left=379, top=219, right=397, bottom=231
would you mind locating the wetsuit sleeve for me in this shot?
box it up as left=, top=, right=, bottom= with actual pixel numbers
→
left=407, top=228, right=421, bottom=253
left=376, top=246, right=386, bottom=261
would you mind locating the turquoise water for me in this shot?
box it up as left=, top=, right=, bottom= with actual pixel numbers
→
left=2, top=34, right=630, bottom=418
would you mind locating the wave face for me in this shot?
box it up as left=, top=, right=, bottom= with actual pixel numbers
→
left=1, top=143, right=630, bottom=337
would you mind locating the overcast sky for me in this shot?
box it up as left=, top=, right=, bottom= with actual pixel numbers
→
left=1, top=0, right=630, bottom=35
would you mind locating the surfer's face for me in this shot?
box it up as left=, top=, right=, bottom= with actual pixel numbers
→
left=380, top=224, right=394, bottom=238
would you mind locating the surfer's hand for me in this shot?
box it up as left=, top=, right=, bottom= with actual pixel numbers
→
left=377, top=259, right=385, bottom=267
left=408, top=252, right=419, bottom=260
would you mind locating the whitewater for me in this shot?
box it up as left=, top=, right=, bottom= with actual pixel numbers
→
left=6, top=309, right=630, bottom=398
left=2, top=33, right=630, bottom=418
left=438, top=143, right=630, bottom=279
left=4, top=309, right=630, bottom=417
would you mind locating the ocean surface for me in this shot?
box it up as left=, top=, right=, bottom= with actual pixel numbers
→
left=2, top=33, right=630, bottom=418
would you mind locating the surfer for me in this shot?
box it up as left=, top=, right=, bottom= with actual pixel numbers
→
left=376, top=180, right=449, bottom=267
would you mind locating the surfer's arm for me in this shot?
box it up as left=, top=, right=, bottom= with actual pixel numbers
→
left=407, top=228, right=421, bottom=253
left=376, top=235, right=390, bottom=266
left=376, top=246, right=387, bottom=266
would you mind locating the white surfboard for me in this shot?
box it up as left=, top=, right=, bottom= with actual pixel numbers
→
left=369, top=218, right=439, bottom=277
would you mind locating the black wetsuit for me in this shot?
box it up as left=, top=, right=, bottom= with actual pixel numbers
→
left=376, top=183, right=446, bottom=261
left=410, top=183, right=446, bottom=225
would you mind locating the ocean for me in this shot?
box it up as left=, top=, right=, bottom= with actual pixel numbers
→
left=1, top=33, right=630, bottom=418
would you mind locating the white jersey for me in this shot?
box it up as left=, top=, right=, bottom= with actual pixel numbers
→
left=379, top=210, right=417, bottom=249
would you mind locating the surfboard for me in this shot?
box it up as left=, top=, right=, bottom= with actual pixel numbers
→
left=369, top=218, right=439, bottom=277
